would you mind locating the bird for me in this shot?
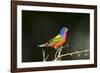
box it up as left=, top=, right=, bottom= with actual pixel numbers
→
left=37, top=27, right=68, bottom=49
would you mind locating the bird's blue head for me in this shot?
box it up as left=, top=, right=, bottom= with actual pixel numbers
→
left=60, top=27, right=68, bottom=35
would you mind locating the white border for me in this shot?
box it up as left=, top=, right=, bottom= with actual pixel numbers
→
left=17, top=5, right=94, bottom=68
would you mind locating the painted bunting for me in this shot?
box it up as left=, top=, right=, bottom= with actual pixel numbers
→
left=38, top=27, right=68, bottom=49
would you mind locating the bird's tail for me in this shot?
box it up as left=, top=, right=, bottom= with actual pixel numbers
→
left=37, top=43, right=48, bottom=47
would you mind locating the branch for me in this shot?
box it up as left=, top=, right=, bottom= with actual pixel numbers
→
left=55, top=49, right=89, bottom=60
left=42, top=49, right=49, bottom=62
left=54, top=46, right=63, bottom=61
left=55, top=48, right=59, bottom=59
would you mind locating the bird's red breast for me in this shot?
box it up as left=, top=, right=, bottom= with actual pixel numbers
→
left=51, top=32, right=67, bottom=49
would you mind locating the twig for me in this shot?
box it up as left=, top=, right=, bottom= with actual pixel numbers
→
left=58, top=46, right=62, bottom=57
left=45, top=55, right=49, bottom=61
left=42, top=49, right=49, bottom=62
left=54, top=46, right=62, bottom=61
left=57, top=46, right=62, bottom=60
left=55, top=49, right=89, bottom=60
left=55, top=48, right=59, bottom=59
left=42, top=49, right=45, bottom=61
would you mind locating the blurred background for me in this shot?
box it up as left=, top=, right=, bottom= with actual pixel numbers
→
left=22, top=10, right=90, bottom=62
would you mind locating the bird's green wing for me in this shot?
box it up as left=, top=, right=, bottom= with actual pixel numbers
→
left=48, top=34, right=62, bottom=43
